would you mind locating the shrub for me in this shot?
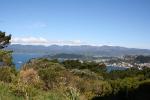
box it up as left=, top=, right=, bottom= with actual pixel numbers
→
left=0, top=67, right=15, bottom=83
left=10, top=68, right=43, bottom=99
left=19, top=68, right=43, bottom=88
left=91, top=80, right=112, bottom=96
left=0, top=81, right=24, bottom=100
left=110, top=76, right=141, bottom=95
left=0, top=50, right=13, bottom=66
left=64, top=86, right=80, bottom=100
left=70, top=69, right=103, bottom=80
left=38, top=68, right=59, bottom=89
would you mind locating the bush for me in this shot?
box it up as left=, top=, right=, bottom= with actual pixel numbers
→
left=70, top=69, right=103, bottom=80
left=0, top=81, right=24, bottom=100
left=0, top=67, right=16, bottom=83
left=19, top=68, right=43, bottom=88
left=0, top=50, right=13, bottom=66
left=110, top=76, right=141, bottom=95
left=91, top=80, right=112, bottom=96
left=10, top=68, right=43, bottom=100
left=65, top=86, right=80, bottom=100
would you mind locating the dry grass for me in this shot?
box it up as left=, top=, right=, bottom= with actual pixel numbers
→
left=19, top=68, right=41, bottom=86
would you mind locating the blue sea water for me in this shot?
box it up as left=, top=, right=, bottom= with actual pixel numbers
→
left=12, top=53, right=45, bottom=69
left=106, top=66, right=127, bottom=72
left=12, top=53, right=127, bottom=71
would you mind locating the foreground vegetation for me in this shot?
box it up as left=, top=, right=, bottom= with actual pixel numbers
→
left=0, top=56, right=150, bottom=100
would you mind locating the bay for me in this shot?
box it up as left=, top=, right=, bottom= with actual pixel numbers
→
left=12, top=53, right=45, bottom=69
left=106, top=66, right=127, bottom=72
left=12, top=53, right=127, bottom=71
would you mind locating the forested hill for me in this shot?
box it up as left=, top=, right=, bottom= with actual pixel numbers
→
left=49, top=53, right=86, bottom=59
left=6, top=44, right=150, bottom=56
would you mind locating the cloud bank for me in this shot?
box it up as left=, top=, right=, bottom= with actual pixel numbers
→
left=11, top=37, right=84, bottom=46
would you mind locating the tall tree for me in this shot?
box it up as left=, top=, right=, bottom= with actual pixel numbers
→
left=0, top=31, right=11, bottom=49
left=0, top=31, right=12, bottom=66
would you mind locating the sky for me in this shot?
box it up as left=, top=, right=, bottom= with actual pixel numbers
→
left=0, top=0, right=150, bottom=49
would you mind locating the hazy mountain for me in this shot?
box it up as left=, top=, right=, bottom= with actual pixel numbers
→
left=6, top=44, right=150, bottom=57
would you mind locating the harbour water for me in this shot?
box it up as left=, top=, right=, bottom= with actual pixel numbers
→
left=12, top=53, right=127, bottom=71
left=12, top=53, right=45, bottom=69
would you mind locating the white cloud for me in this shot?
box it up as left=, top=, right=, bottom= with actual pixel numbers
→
left=11, top=37, right=84, bottom=46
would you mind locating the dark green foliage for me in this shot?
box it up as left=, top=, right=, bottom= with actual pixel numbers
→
left=70, top=69, right=103, bottom=80
left=92, top=80, right=150, bottom=100
left=1, top=51, right=13, bottom=66
left=0, top=31, right=11, bottom=49
left=81, top=61, right=106, bottom=73
left=49, top=59, right=59, bottom=63
left=62, top=60, right=82, bottom=69
left=0, top=31, right=13, bottom=66
left=51, top=53, right=85, bottom=59
left=135, top=55, right=150, bottom=63
left=104, top=67, right=142, bottom=80
left=0, top=50, right=13, bottom=66
left=62, top=60, right=106, bottom=73
left=142, top=67, right=150, bottom=78
left=39, top=68, right=60, bottom=89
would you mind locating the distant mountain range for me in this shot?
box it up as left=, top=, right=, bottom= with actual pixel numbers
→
left=6, top=44, right=150, bottom=57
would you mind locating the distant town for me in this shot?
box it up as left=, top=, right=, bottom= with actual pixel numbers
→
left=45, top=53, right=150, bottom=70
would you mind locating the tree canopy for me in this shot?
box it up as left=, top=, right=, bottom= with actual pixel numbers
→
left=0, top=31, right=11, bottom=49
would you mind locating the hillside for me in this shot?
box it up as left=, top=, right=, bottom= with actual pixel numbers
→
left=6, top=44, right=150, bottom=56
left=49, top=53, right=86, bottom=59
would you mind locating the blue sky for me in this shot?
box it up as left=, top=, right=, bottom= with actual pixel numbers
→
left=0, top=0, right=150, bottom=48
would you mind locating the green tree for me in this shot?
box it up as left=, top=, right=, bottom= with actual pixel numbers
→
left=0, top=31, right=11, bottom=49
left=0, top=50, right=13, bottom=66
left=0, top=31, right=14, bottom=66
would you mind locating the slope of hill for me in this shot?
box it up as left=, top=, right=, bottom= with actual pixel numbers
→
left=6, top=44, right=150, bottom=57
left=49, top=53, right=85, bottom=59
